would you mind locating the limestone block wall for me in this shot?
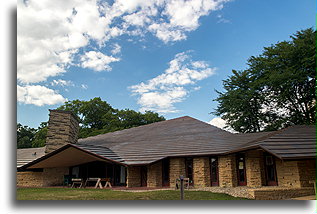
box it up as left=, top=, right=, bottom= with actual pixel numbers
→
left=147, top=161, right=162, bottom=187
left=126, top=166, right=141, bottom=187
left=275, top=160, right=301, bottom=187
left=169, top=158, right=185, bottom=188
left=193, top=157, right=210, bottom=187
left=17, top=171, right=44, bottom=187
left=45, top=110, right=79, bottom=154
left=245, top=150, right=265, bottom=187
left=297, top=159, right=316, bottom=187
left=42, top=167, right=69, bottom=186
left=218, top=154, right=237, bottom=187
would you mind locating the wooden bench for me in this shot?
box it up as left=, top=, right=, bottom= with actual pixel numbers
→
left=84, top=178, right=112, bottom=189
left=71, top=178, right=83, bottom=188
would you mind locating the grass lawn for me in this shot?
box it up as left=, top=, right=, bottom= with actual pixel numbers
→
left=17, top=188, right=248, bottom=200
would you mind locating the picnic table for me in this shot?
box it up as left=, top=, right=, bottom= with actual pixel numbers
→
left=84, top=178, right=112, bottom=189
left=71, top=178, right=83, bottom=188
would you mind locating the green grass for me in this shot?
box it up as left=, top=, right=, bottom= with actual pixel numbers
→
left=17, top=188, right=248, bottom=200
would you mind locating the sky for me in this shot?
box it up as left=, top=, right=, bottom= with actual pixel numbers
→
left=17, top=0, right=315, bottom=129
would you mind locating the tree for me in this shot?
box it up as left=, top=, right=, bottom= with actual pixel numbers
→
left=32, top=122, right=48, bottom=148
left=17, top=123, right=36, bottom=148
left=214, top=28, right=316, bottom=132
left=58, top=97, right=166, bottom=138
left=57, top=97, right=113, bottom=129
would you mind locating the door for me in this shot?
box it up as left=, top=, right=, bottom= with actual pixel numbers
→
left=185, top=158, right=193, bottom=185
left=210, top=157, right=219, bottom=186
left=140, top=166, right=147, bottom=187
left=162, top=158, right=170, bottom=187
left=264, top=155, right=278, bottom=186
left=237, top=154, right=247, bottom=186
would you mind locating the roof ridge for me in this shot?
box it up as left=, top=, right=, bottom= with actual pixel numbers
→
left=78, top=116, right=206, bottom=141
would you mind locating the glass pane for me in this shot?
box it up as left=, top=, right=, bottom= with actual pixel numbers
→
left=239, top=170, right=245, bottom=181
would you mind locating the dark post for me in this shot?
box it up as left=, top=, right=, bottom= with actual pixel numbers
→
left=180, top=175, right=184, bottom=200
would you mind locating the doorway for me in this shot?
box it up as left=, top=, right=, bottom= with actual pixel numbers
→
left=264, top=154, right=278, bottom=186
left=185, top=157, right=193, bottom=185
left=210, top=157, right=219, bottom=186
left=162, top=158, right=170, bottom=187
left=140, top=166, right=147, bottom=187
left=237, top=154, right=247, bottom=186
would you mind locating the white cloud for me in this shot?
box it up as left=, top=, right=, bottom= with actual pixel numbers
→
left=80, top=51, right=120, bottom=72
left=130, top=51, right=216, bottom=113
left=111, top=43, right=122, bottom=55
left=18, top=0, right=230, bottom=83
left=18, top=0, right=230, bottom=106
left=50, top=79, right=74, bottom=87
left=209, top=117, right=236, bottom=133
left=81, top=84, right=88, bottom=90
left=17, top=85, right=66, bottom=106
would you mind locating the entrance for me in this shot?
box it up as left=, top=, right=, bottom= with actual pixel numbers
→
left=210, top=157, right=219, bottom=186
left=264, top=154, right=278, bottom=186
left=75, top=161, right=126, bottom=186
left=185, top=157, right=193, bottom=185
left=140, top=166, right=147, bottom=187
left=237, top=154, right=247, bottom=186
left=162, top=158, right=170, bottom=187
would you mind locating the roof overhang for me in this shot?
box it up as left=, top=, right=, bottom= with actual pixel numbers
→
left=19, top=144, right=126, bottom=170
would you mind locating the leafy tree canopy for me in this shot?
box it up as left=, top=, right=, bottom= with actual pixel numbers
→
left=57, top=97, right=165, bottom=138
left=18, top=98, right=165, bottom=148
left=214, top=28, right=316, bottom=133
left=17, top=123, right=36, bottom=148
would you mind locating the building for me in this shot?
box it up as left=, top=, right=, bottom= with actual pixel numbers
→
left=17, top=110, right=316, bottom=199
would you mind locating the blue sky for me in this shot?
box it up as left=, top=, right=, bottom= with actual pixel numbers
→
left=17, top=0, right=315, bottom=128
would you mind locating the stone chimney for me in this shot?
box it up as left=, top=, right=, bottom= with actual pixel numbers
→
left=45, top=110, right=79, bottom=154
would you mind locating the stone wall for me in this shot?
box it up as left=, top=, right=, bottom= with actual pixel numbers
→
left=275, top=160, right=301, bottom=187
left=17, top=171, right=44, bottom=187
left=193, top=157, right=210, bottom=187
left=147, top=161, right=162, bottom=187
left=45, top=110, right=79, bottom=154
left=297, top=159, right=316, bottom=187
left=17, top=167, right=69, bottom=187
left=169, top=158, right=185, bottom=188
left=126, top=166, right=141, bottom=187
left=42, top=167, right=69, bottom=186
left=218, top=154, right=237, bottom=187
left=248, top=187, right=315, bottom=200
left=245, top=150, right=265, bottom=187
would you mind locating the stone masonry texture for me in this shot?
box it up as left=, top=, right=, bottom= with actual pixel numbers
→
left=45, top=110, right=79, bottom=154
left=218, top=154, right=237, bottom=187
left=42, top=167, right=69, bottom=186
left=147, top=161, right=162, bottom=187
left=17, top=171, right=44, bottom=187
left=245, top=150, right=265, bottom=187
left=169, top=158, right=185, bottom=188
left=126, top=166, right=141, bottom=187
left=275, top=159, right=301, bottom=187
left=193, top=157, right=210, bottom=187
left=297, top=159, right=316, bottom=187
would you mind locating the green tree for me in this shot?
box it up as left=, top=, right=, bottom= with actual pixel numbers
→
left=17, top=123, right=36, bottom=148
left=58, top=97, right=165, bottom=138
left=32, top=122, right=48, bottom=148
left=214, top=28, right=316, bottom=132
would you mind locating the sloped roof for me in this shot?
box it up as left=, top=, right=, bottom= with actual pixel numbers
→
left=77, top=116, right=276, bottom=165
left=19, top=116, right=316, bottom=168
left=17, top=147, right=46, bottom=167
left=257, top=125, right=316, bottom=159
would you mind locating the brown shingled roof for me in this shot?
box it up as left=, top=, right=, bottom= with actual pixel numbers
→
left=19, top=116, right=316, bottom=169
left=77, top=116, right=277, bottom=165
